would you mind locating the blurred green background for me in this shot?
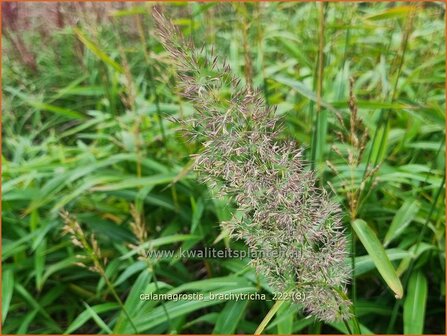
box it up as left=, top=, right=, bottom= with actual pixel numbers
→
left=2, top=1, right=445, bottom=334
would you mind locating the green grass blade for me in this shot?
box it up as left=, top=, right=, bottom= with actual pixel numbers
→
left=190, top=197, right=205, bottom=233
left=276, top=300, right=294, bottom=334
left=82, top=302, right=113, bottom=334
left=114, top=269, right=152, bottom=333
left=110, top=6, right=147, bottom=17
left=403, top=271, right=427, bottom=334
left=2, top=269, right=14, bottom=323
left=73, top=27, right=124, bottom=73
left=354, top=248, right=411, bottom=277
left=384, top=199, right=420, bottom=247
left=329, top=320, right=374, bottom=334
left=14, top=283, right=62, bottom=332
left=35, top=238, right=47, bottom=291
left=65, top=303, right=120, bottom=334
left=91, top=173, right=178, bottom=191
left=255, top=300, right=286, bottom=335
left=364, top=6, right=415, bottom=21
left=5, top=87, right=85, bottom=119
left=272, top=75, right=339, bottom=114
left=352, top=219, right=404, bottom=299
left=213, top=299, right=248, bottom=334
left=120, top=234, right=202, bottom=260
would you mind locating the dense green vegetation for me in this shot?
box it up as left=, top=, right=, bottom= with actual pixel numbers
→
left=2, top=2, right=445, bottom=334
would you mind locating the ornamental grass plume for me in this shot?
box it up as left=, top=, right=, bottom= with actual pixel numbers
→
left=61, top=210, right=106, bottom=274
left=153, top=9, right=352, bottom=322
left=61, top=211, right=139, bottom=333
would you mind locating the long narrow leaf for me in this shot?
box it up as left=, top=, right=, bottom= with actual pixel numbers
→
left=384, top=200, right=420, bottom=246
left=403, top=271, right=427, bottom=334
left=73, top=27, right=124, bottom=73
left=2, top=270, right=14, bottom=323
left=352, top=219, right=404, bottom=298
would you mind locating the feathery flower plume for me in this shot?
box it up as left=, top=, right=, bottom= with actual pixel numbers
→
left=61, top=210, right=139, bottom=332
left=61, top=210, right=106, bottom=274
left=153, top=8, right=352, bottom=322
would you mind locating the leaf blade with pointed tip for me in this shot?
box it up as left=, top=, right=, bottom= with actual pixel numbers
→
left=352, top=219, right=404, bottom=299
left=73, top=27, right=124, bottom=73
left=384, top=200, right=420, bottom=247
left=2, top=270, right=14, bottom=323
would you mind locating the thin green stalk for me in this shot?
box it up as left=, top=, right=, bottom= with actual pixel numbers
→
left=254, top=299, right=286, bottom=335
left=145, top=9, right=166, bottom=143
left=112, top=20, right=143, bottom=177
left=361, top=5, right=416, bottom=198
left=77, top=235, right=138, bottom=333
left=149, top=262, right=172, bottom=332
left=341, top=7, right=352, bottom=64
left=236, top=3, right=254, bottom=89
left=256, top=4, right=269, bottom=105
left=361, top=16, right=398, bottom=181
left=130, top=209, right=172, bottom=331
left=309, top=320, right=322, bottom=334
left=342, top=7, right=358, bottom=322
left=350, top=227, right=357, bottom=312
left=104, top=272, right=138, bottom=334
left=154, top=91, right=166, bottom=142
left=310, top=2, right=326, bottom=171
left=333, top=285, right=361, bottom=334
left=351, top=311, right=361, bottom=334
left=343, top=319, right=353, bottom=335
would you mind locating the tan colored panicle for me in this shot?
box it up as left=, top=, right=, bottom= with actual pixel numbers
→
left=153, top=8, right=352, bottom=322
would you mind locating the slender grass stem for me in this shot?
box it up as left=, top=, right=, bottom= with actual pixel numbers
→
left=145, top=13, right=166, bottom=143
left=239, top=3, right=253, bottom=89
left=254, top=299, right=285, bottom=335
left=310, top=2, right=326, bottom=171
left=350, top=227, right=357, bottom=310
left=343, top=319, right=353, bottom=335
left=150, top=263, right=172, bottom=332
left=103, top=271, right=138, bottom=334
left=360, top=5, right=416, bottom=203
left=255, top=4, right=269, bottom=105
left=83, top=239, right=138, bottom=333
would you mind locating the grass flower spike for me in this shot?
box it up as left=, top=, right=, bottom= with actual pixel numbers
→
left=153, top=9, right=352, bottom=322
left=61, top=210, right=106, bottom=274
left=61, top=211, right=138, bottom=333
